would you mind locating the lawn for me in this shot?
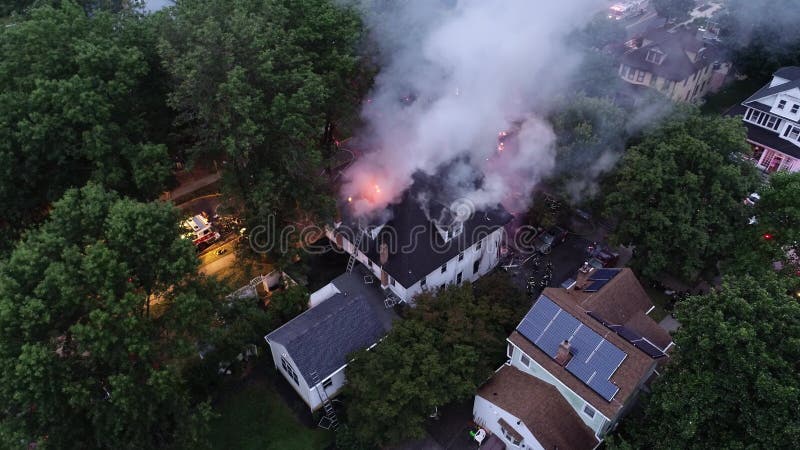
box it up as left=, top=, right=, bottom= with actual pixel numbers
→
left=209, top=380, right=334, bottom=450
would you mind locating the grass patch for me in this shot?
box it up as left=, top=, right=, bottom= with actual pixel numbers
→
left=701, top=77, right=767, bottom=114
left=209, top=380, right=333, bottom=450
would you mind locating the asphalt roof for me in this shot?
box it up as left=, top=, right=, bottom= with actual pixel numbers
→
left=337, top=172, right=513, bottom=287
left=477, top=365, right=599, bottom=450
left=744, top=67, right=800, bottom=104
left=266, top=271, right=395, bottom=383
left=621, top=27, right=715, bottom=81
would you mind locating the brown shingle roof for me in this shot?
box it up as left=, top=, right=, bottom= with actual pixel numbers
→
left=510, top=284, right=657, bottom=418
left=477, top=365, right=599, bottom=450
left=570, top=268, right=673, bottom=350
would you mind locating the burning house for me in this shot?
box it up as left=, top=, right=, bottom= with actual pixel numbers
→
left=327, top=171, right=514, bottom=304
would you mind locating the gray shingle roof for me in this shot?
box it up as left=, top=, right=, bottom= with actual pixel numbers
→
left=621, top=28, right=716, bottom=81
left=266, top=272, right=394, bottom=383
left=744, top=67, right=800, bottom=105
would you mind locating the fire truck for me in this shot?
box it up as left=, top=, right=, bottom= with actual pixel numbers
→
left=608, top=0, right=648, bottom=20
left=184, top=215, right=220, bottom=250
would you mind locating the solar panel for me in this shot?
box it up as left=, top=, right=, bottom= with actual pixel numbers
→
left=589, top=268, right=621, bottom=281
left=569, top=325, right=602, bottom=359
left=634, top=339, right=666, bottom=358
left=517, top=296, right=560, bottom=344
left=583, top=279, right=609, bottom=292
left=536, top=311, right=581, bottom=357
left=610, top=325, right=642, bottom=342
left=588, top=378, right=620, bottom=401
left=518, top=294, right=628, bottom=402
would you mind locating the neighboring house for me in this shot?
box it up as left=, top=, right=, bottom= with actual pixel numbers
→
left=326, top=174, right=513, bottom=304
left=618, top=27, right=729, bottom=103
left=265, top=271, right=395, bottom=413
left=474, top=268, right=673, bottom=449
left=726, top=67, right=800, bottom=173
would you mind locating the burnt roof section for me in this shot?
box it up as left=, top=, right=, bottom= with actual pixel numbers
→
left=744, top=66, right=800, bottom=105
left=621, top=27, right=716, bottom=81
left=337, top=171, right=513, bottom=287
left=477, top=365, right=599, bottom=450
left=266, top=272, right=395, bottom=383
left=511, top=286, right=657, bottom=418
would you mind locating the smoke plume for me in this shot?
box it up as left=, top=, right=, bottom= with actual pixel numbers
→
left=341, top=0, right=607, bottom=217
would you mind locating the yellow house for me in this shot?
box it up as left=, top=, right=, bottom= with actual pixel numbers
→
left=618, top=27, right=728, bottom=103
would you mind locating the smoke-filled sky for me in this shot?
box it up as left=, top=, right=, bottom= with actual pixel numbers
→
left=341, top=0, right=606, bottom=217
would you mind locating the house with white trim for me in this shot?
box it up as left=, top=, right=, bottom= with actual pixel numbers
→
left=473, top=268, right=673, bottom=449
left=266, top=173, right=512, bottom=416
left=727, top=67, right=800, bottom=173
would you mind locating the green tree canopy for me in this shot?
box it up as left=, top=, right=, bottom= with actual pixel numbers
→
left=604, top=108, right=760, bottom=280
left=618, top=274, right=800, bottom=448
left=0, top=2, right=173, bottom=248
left=0, top=184, right=215, bottom=449
left=727, top=171, right=800, bottom=278
left=159, top=0, right=365, bottom=260
left=652, top=0, right=694, bottom=21
left=344, top=275, right=527, bottom=447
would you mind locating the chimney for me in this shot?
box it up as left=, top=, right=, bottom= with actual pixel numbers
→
left=379, top=241, right=389, bottom=266
left=555, top=340, right=572, bottom=366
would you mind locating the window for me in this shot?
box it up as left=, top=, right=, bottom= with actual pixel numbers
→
left=507, top=342, right=514, bottom=358
left=389, top=276, right=395, bottom=287
left=281, top=356, right=299, bottom=385
left=636, top=71, right=645, bottom=82
left=368, top=260, right=373, bottom=269
left=583, top=404, right=596, bottom=419
left=456, top=272, right=462, bottom=284
left=645, top=50, right=663, bottom=64
left=322, top=378, right=333, bottom=389
left=626, top=68, right=634, bottom=80
left=476, top=239, right=482, bottom=250
left=792, top=104, right=800, bottom=114
left=778, top=100, right=787, bottom=109
left=458, top=252, right=464, bottom=261
left=520, top=354, right=530, bottom=367
left=441, top=263, right=447, bottom=274
left=785, top=125, right=800, bottom=141
left=473, top=258, right=481, bottom=274
left=421, top=278, right=427, bottom=287
left=745, top=108, right=753, bottom=120
left=766, top=116, right=778, bottom=129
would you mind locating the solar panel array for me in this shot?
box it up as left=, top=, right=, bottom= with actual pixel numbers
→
left=517, top=296, right=627, bottom=401
left=609, top=324, right=666, bottom=358
left=583, top=269, right=621, bottom=293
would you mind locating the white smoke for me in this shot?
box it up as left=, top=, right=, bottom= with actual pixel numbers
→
left=341, top=0, right=607, bottom=216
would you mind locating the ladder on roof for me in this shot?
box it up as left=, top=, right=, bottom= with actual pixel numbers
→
left=309, top=371, right=339, bottom=431
left=345, top=228, right=365, bottom=273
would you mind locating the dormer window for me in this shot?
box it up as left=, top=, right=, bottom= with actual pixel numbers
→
left=645, top=49, right=664, bottom=65
left=778, top=100, right=787, bottom=109
left=792, top=104, right=800, bottom=114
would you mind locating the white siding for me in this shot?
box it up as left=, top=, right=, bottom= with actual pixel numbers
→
left=507, top=341, right=610, bottom=435
left=473, top=394, right=543, bottom=450
left=266, top=340, right=316, bottom=409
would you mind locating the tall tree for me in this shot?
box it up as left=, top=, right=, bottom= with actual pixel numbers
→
left=604, top=108, right=760, bottom=280
left=344, top=278, right=527, bottom=447
left=651, top=0, right=694, bottom=21
left=0, top=184, right=214, bottom=449
left=727, top=171, right=800, bottom=278
left=617, top=274, right=800, bottom=448
left=0, top=1, right=173, bottom=249
left=159, top=0, right=365, bottom=260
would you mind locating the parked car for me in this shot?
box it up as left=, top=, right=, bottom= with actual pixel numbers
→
left=533, top=226, right=568, bottom=254
left=587, top=243, right=620, bottom=268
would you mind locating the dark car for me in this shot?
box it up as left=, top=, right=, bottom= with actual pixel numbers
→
left=533, top=226, right=568, bottom=254
left=587, top=244, right=620, bottom=268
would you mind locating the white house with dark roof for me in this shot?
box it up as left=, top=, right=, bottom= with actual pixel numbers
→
left=474, top=268, right=672, bottom=449
left=727, top=67, right=800, bottom=173
left=327, top=173, right=513, bottom=305
left=265, top=271, right=395, bottom=413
